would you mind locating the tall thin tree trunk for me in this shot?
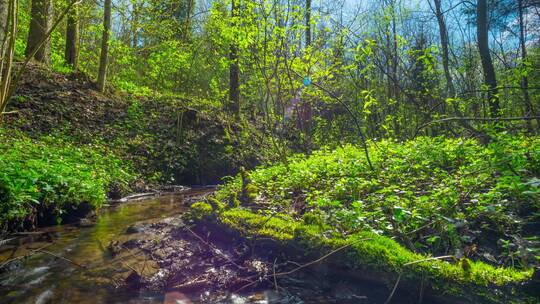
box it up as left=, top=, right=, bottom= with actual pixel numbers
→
left=97, top=0, right=111, bottom=92
left=228, top=0, right=240, bottom=118
left=0, top=0, right=8, bottom=53
left=476, top=0, right=500, bottom=117
left=183, top=0, right=194, bottom=41
left=300, top=0, right=313, bottom=149
left=25, top=0, right=53, bottom=63
left=65, top=2, right=79, bottom=69
left=131, top=0, right=140, bottom=48
left=305, top=0, right=311, bottom=47
left=433, top=0, right=455, bottom=97
left=517, top=0, right=537, bottom=130
left=0, top=0, right=17, bottom=123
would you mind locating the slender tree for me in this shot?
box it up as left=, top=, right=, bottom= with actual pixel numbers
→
left=432, top=0, right=455, bottom=96
left=97, top=0, right=112, bottom=92
left=0, top=0, right=17, bottom=122
left=305, top=0, right=311, bottom=47
left=65, top=2, right=79, bottom=69
left=0, top=0, right=7, bottom=51
left=25, top=0, right=53, bottom=63
left=300, top=0, right=313, bottom=145
left=228, top=0, right=240, bottom=118
left=517, top=0, right=537, bottom=129
left=476, top=0, right=500, bottom=117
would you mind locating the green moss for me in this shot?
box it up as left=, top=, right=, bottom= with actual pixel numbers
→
left=245, top=183, right=259, bottom=200
left=214, top=208, right=532, bottom=300
left=219, top=209, right=299, bottom=241
left=207, top=197, right=226, bottom=211
left=190, top=202, right=214, bottom=220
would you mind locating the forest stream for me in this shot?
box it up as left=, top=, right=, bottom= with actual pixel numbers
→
left=0, top=188, right=406, bottom=304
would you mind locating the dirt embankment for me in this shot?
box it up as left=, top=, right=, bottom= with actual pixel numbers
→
left=4, top=64, right=270, bottom=186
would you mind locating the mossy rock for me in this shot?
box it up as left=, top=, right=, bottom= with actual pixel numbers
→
left=189, top=202, right=214, bottom=220
left=213, top=207, right=534, bottom=303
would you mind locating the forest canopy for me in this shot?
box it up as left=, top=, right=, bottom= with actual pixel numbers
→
left=1, top=0, right=539, bottom=140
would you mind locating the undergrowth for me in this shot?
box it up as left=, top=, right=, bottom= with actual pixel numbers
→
left=215, top=135, right=540, bottom=268
left=0, top=130, right=134, bottom=230
left=199, top=135, right=540, bottom=301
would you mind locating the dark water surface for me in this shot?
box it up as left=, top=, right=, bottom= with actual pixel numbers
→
left=0, top=189, right=215, bottom=304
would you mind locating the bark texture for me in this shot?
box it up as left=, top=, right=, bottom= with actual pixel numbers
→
left=476, top=0, right=500, bottom=117
left=65, top=3, right=79, bottom=69
left=0, top=0, right=8, bottom=51
left=433, top=0, right=455, bottom=97
left=25, top=0, right=53, bottom=63
left=228, top=0, right=240, bottom=118
left=97, top=0, right=112, bottom=92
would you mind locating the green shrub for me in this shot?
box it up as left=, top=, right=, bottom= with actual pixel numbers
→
left=0, top=130, right=134, bottom=229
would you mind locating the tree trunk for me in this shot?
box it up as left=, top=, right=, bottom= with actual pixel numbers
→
left=300, top=0, right=313, bottom=149
left=25, top=0, right=53, bottom=63
left=305, top=0, right=311, bottom=47
left=228, top=0, right=240, bottom=118
left=476, top=0, right=500, bottom=117
left=65, top=2, right=79, bottom=69
left=97, top=0, right=112, bottom=92
left=517, top=0, right=537, bottom=130
left=433, top=0, right=455, bottom=97
left=183, top=0, right=194, bottom=41
left=0, top=0, right=16, bottom=123
left=0, top=0, right=8, bottom=52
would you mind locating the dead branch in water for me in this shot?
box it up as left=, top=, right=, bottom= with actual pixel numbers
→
left=0, top=243, right=52, bottom=269
left=235, top=239, right=371, bottom=293
left=185, top=226, right=246, bottom=270
left=384, top=255, right=455, bottom=304
left=37, top=249, right=87, bottom=269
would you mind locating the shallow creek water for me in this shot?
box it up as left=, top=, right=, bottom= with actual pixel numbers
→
left=0, top=189, right=216, bottom=304
left=0, top=188, right=407, bottom=304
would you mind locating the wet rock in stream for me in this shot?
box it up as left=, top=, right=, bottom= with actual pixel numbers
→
left=129, top=220, right=269, bottom=294
left=112, top=216, right=400, bottom=303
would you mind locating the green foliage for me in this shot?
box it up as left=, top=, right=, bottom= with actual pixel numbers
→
left=189, top=201, right=215, bottom=220
left=0, top=130, right=134, bottom=229
left=215, top=135, right=540, bottom=267
left=213, top=207, right=531, bottom=302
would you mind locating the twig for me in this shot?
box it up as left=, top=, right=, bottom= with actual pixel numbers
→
left=384, top=255, right=455, bottom=304
left=272, top=243, right=353, bottom=277
left=403, top=255, right=454, bottom=266
left=185, top=226, right=246, bottom=270
left=37, top=249, right=87, bottom=269
left=235, top=239, right=371, bottom=293
left=384, top=272, right=402, bottom=304
left=0, top=110, right=17, bottom=115
left=0, top=237, right=15, bottom=246
left=273, top=257, right=278, bottom=292
left=0, top=243, right=52, bottom=269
